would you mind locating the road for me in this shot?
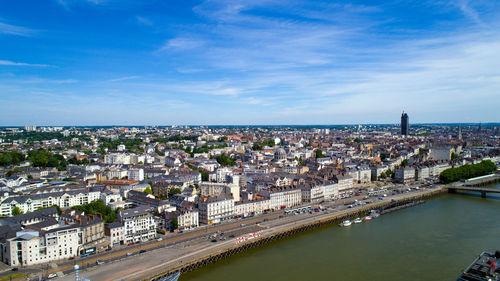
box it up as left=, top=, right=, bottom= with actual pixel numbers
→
left=55, top=183, right=442, bottom=281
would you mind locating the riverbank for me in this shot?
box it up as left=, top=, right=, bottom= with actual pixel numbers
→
left=146, top=187, right=446, bottom=281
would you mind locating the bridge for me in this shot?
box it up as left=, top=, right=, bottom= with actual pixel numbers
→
left=448, top=186, right=500, bottom=198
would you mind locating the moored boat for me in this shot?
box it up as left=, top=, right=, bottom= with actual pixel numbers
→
left=340, top=220, right=352, bottom=226
left=363, top=216, right=372, bottom=221
left=354, top=217, right=363, bottom=224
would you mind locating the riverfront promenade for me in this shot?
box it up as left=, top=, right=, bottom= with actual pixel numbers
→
left=55, top=185, right=445, bottom=281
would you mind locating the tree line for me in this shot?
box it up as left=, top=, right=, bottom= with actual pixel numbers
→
left=439, top=160, right=497, bottom=184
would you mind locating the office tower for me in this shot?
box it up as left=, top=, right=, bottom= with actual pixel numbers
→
left=401, top=112, right=409, bottom=136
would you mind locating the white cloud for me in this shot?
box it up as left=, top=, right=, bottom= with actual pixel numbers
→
left=0, top=60, right=52, bottom=67
left=0, top=22, right=36, bottom=37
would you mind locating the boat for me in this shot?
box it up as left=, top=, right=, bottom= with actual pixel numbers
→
left=457, top=251, right=500, bottom=281
left=340, top=220, right=352, bottom=227
left=363, top=216, right=372, bottom=222
left=369, top=210, right=380, bottom=218
left=353, top=217, right=363, bottom=224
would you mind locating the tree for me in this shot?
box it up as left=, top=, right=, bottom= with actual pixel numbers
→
left=168, top=187, right=182, bottom=198
left=315, top=149, right=324, bottom=158
left=72, top=199, right=117, bottom=223
left=144, top=186, right=153, bottom=195
left=401, top=159, right=409, bottom=167
left=169, top=217, right=178, bottom=231
left=440, top=160, right=497, bottom=184
left=252, top=143, right=263, bottom=151
left=12, top=206, right=23, bottom=216
left=380, top=173, right=387, bottom=179
left=216, top=153, right=236, bottom=167
left=354, top=137, right=362, bottom=143
left=451, top=152, right=459, bottom=160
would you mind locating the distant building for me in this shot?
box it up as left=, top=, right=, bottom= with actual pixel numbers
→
left=401, top=112, right=409, bottom=136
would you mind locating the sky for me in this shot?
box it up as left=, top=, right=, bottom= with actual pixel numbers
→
left=0, top=0, right=499, bottom=126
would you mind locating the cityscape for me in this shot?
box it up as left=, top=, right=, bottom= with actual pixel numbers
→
left=1, top=1, right=500, bottom=281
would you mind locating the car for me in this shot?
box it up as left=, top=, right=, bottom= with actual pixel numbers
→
left=106, top=248, right=112, bottom=252
left=139, top=250, right=147, bottom=254
left=81, top=254, right=88, bottom=258
left=48, top=273, right=58, bottom=279
left=211, top=239, right=217, bottom=243
left=96, top=260, right=105, bottom=265
left=127, top=242, right=134, bottom=246
left=229, top=234, right=235, bottom=238
left=11, top=268, right=18, bottom=272
left=157, top=238, right=163, bottom=241
left=127, top=252, right=133, bottom=256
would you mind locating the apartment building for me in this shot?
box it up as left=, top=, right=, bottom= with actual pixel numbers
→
left=117, top=206, right=156, bottom=244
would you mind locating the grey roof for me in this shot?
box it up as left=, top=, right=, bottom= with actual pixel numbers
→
left=0, top=207, right=58, bottom=225
left=106, top=222, right=123, bottom=229
left=2, top=189, right=91, bottom=204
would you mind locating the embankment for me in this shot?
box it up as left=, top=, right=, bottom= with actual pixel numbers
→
left=146, top=188, right=446, bottom=281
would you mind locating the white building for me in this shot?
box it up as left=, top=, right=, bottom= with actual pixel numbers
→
left=0, top=189, right=101, bottom=217
left=234, top=199, right=270, bottom=217
left=1, top=227, right=80, bottom=266
left=259, top=187, right=302, bottom=210
left=117, top=206, right=156, bottom=243
left=127, top=168, right=144, bottom=181
left=198, top=195, right=234, bottom=224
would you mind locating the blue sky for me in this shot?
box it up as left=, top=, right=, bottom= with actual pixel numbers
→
left=0, top=0, right=499, bottom=125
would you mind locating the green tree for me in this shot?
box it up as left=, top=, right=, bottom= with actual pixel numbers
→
left=354, top=137, right=362, bottom=143
left=144, top=186, right=153, bottom=195
left=451, top=152, right=459, bottom=160
left=169, top=217, right=178, bottom=231
left=12, top=206, right=23, bottom=216
left=216, top=153, right=236, bottom=167
left=401, top=159, right=409, bottom=167
left=72, top=199, right=117, bottom=223
left=315, top=149, right=324, bottom=158
left=168, top=187, right=182, bottom=198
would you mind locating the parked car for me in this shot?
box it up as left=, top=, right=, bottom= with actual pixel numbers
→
left=81, top=254, right=88, bottom=258
left=127, top=252, right=133, bottom=256
left=96, top=260, right=105, bottom=265
left=139, top=250, right=147, bottom=254
left=211, top=239, right=217, bottom=243
left=48, top=273, right=58, bottom=279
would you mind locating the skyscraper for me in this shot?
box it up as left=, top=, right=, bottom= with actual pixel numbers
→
left=401, top=112, right=409, bottom=136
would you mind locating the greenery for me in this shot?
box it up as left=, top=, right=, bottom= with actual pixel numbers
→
left=451, top=152, right=459, bottom=160
left=0, top=273, right=28, bottom=281
left=345, top=138, right=351, bottom=142
left=401, top=159, right=409, bottom=167
left=354, top=137, right=362, bottom=143
left=12, top=206, right=23, bottom=216
left=27, top=149, right=67, bottom=170
left=144, top=186, right=153, bottom=195
left=252, top=139, right=275, bottom=150
left=0, top=150, right=25, bottom=167
left=215, top=153, right=236, bottom=166
left=99, top=137, right=143, bottom=154
left=169, top=217, right=178, bottom=231
left=72, top=199, right=117, bottom=223
left=151, top=135, right=199, bottom=143
left=439, top=160, right=497, bottom=184
left=168, top=187, right=182, bottom=198
left=315, top=149, right=324, bottom=158
left=5, top=169, right=21, bottom=177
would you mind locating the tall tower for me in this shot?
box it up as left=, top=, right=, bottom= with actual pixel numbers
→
left=458, top=124, right=462, bottom=140
left=401, top=111, right=409, bottom=136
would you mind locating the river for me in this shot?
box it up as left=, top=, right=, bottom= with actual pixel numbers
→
left=180, top=183, right=500, bottom=281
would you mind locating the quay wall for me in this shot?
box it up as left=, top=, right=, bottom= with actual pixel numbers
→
left=146, top=188, right=446, bottom=281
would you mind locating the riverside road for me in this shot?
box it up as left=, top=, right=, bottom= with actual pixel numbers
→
left=50, top=183, right=442, bottom=281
